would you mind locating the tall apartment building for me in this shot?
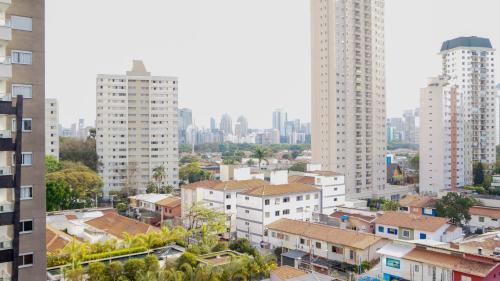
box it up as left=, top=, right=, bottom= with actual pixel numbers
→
left=96, top=61, right=179, bottom=197
left=420, top=76, right=466, bottom=194
left=440, top=37, right=496, bottom=168
left=45, top=98, right=58, bottom=159
left=219, top=113, right=233, bottom=135
left=0, top=0, right=46, bottom=280
left=311, top=0, right=387, bottom=198
left=178, top=108, right=192, bottom=144
left=403, top=110, right=417, bottom=144
left=272, top=108, right=287, bottom=138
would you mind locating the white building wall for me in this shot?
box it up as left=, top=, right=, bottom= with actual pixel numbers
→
left=469, top=214, right=500, bottom=231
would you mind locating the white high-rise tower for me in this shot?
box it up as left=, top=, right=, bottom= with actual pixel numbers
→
left=311, top=0, right=387, bottom=198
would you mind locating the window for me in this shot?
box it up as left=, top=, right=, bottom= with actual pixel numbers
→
left=283, top=209, right=290, bottom=215
left=296, top=207, right=303, bottom=213
left=387, top=228, right=398, bottom=235
left=12, top=50, right=32, bottom=65
left=265, top=212, right=270, bottom=218
left=414, top=265, right=419, bottom=272
left=20, top=220, right=33, bottom=233
left=226, top=205, right=231, bottom=210
left=275, top=198, right=281, bottom=205
left=460, top=276, right=472, bottom=281
left=19, top=253, right=33, bottom=268
left=300, top=238, right=305, bottom=244
left=283, top=197, right=290, bottom=203
left=479, top=216, right=485, bottom=222
left=245, top=210, right=249, bottom=214
left=386, top=258, right=400, bottom=269
left=296, top=196, right=303, bottom=201
left=331, top=246, right=343, bottom=254
left=209, top=191, right=213, bottom=195
left=264, top=199, right=270, bottom=205
left=315, top=242, right=321, bottom=249
left=419, top=233, right=427, bottom=240
left=349, top=250, right=355, bottom=260
left=244, top=196, right=249, bottom=200
left=12, top=84, right=32, bottom=98
left=11, top=118, right=32, bottom=132
left=20, top=186, right=33, bottom=200
left=11, top=16, right=32, bottom=31
left=378, top=226, right=384, bottom=233
left=306, top=194, right=310, bottom=200
left=275, top=211, right=280, bottom=216
left=21, top=152, right=33, bottom=166
left=226, top=194, right=231, bottom=199
left=402, top=229, right=411, bottom=238
left=314, top=193, right=319, bottom=199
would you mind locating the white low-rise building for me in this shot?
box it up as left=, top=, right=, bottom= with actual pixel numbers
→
left=236, top=183, right=321, bottom=244
left=468, top=206, right=500, bottom=232
left=374, top=212, right=462, bottom=242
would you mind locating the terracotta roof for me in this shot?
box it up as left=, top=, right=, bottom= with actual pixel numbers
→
left=156, top=197, right=181, bottom=208
left=85, top=212, right=158, bottom=240
left=65, top=214, right=77, bottom=220
left=181, top=179, right=269, bottom=191
left=288, top=176, right=315, bottom=185
left=330, top=211, right=377, bottom=223
left=375, top=212, right=450, bottom=232
left=242, top=183, right=319, bottom=197
left=469, top=206, right=500, bottom=219
left=399, top=195, right=437, bottom=208
left=460, top=232, right=500, bottom=253
left=272, top=266, right=307, bottom=280
left=46, top=226, right=74, bottom=253
left=404, top=248, right=497, bottom=277
left=267, top=218, right=383, bottom=249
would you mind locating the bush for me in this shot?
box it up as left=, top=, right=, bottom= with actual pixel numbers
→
left=106, top=261, right=124, bottom=281
left=87, top=262, right=106, bottom=281
left=123, top=258, right=146, bottom=281
left=229, top=238, right=258, bottom=257
left=212, top=242, right=228, bottom=252
left=144, top=255, right=160, bottom=273
left=177, top=252, right=198, bottom=268
left=83, top=247, right=147, bottom=262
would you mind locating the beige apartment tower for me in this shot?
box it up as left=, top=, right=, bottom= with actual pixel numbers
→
left=311, top=0, right=387, bottom=198
left=96, top=61, right=179, bottom=197
left=0, top=0, right=46, bottom=280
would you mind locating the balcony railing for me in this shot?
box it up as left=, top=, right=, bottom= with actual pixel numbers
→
left=0, top=93, right=11, bottom=102
left=0, top=57, right=10, bottom=65
left=0, top=239, right=12, bottom=250
left=0, top=270, right=10, bottom=281
left=0, top=202, right=12, bottom=213
left=0, top=167, right=11, bottom=176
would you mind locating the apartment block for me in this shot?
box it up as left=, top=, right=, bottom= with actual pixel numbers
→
left=311, top=0, right=387, bottom=199
left=0, top=0, right=46, bottom=280
left=420, top=76, right=466, bottom=194
left=440, top=37, right=496, bottom=168
left=45, top=98, right=58, bottom=159
left=96, top=60, right=179, bottom=197
left=236, top=183, right=321, bottom=244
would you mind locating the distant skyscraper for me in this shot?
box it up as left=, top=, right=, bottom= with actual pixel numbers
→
left=403, top=110, right=416, bottom=144
left=420, top=76, right=466, bottom=194
left=179, top=108, right=193, bottom=144
left=219, top=113, right=233, bottom=135
left=311, top=0, right=387, bottom=198
left=496, top=84, right=500, bottom=145
left=210, top=117, right=217, bottom=131
left=46, top=99, right=59, bottom=159
left=440, top=36, right=496, bottom=170
left=96, top=60, right=179, bottom=196
left=272, top=108, right=287, bottom=138
left=236, top=115, right=248, bottom=137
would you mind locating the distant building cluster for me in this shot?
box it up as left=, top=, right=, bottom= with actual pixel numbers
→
left=386, top=109, right=419, bottom=145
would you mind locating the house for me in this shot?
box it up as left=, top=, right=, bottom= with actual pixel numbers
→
left=448, top=231, right=500, bottom=257
left=269, top=266, right=333, bottom=281
left=46, top=226, right=75, bottom=254
left=266, top=219, right=387, bottom=273
left=329, top=209, right=377, bottom=233
left=398, top=194, right=438, bottom=216
left=375, top=212, right=462, bottom=242
left=155, top=196, right=182, bottom=221
left=236, top=184, right=321, bottom=244
left=129, top=193, right=170, bottom=212
left=129, top=193, right=181, bottom=225
left=378, top=241, right=500, bottom=281
left=468, top=206, right=500, bottom=232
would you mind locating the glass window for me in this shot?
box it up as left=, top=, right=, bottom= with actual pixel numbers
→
left=12, top=84, right=33, bottom=98
left=264, top=199, right=270, bottom=205
left=20, top=186, right=33, bottom=200
left=378, top=226, right=384, bottom=233
left=283, top=209, right=290, bottom=215
left=20, top=220, right=33, bottom=233
left=12, top=50, right=32, bottom=65
left=387, top=228, right=398, bottom=235
left=19, top=253, right=34, bottom=268
left=11, top=16, right=32, bottom=31
left=21, top=152, right=33, bottom=166
left=386, top=258, right=400, bottom=269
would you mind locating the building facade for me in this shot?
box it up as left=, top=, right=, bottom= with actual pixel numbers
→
left=419, top=76, right=467, bottom=194
left=45, top=98, right=58, bottom=158
left=440, top=37, right=496, bottom=168
left=311, top=0, right=387, bottom=198
left=0, top=0, right=46, bottom=279
left=96, top=60, right=179, bottom=197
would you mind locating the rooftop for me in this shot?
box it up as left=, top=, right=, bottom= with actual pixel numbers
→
left=46, top=226, right=75, bottom=254
left=242, top=183, right=319, bottom=197
left=85, top=212, right=157, bottom=240
left=330, top=210, right=376, bottom=223
left=440, top=36, right=493, bottom=52
left=375, top=212, right=450, bottom=232
left=399, top=194, right=437, bottom=208
left=156, top=196, right=181, bottom=208
left=469, top=206, right=500, bottom=219
left=129, top=193, right=170, bottom=204
left=181, top=179, right=269, bottom=191
left=288, top=175, right=315, bottom=185
left=404, top=247, right=497, bottom=277
left=267, top=218, right=383, bottom=249
left=271, top=266, right=307, bottom=280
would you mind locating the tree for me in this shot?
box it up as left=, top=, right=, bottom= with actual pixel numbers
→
left=106, top=261, right=124, bottom=281
left=381, top=200, right=400, bottom=211
left=144, top=255, right=160, bottom=274
left=253, top=146, right=268, bottom=169
left=46, top=180, right=73, bottom=211
left=46, top=155, right=63, bottom=173
left=474, top=162, right=485, bottom=185
left=409, top=154, right=419, bottom=171
left=146, top=182, right=158, bottom=194
left=87, top=262, right=106, bottom=281
left=229, top=238, right=258, bottom=257
left=153, top=165, right=166, bottom=192
left=184, top=203, right=226, bottom=232
left=435, top=192, right=480, bottom=225
left=123, top=258, right=146, bottom=281
left=179, top=162, right=211, bottom=183
left=65, top=267, right=85, bottom=281
left=60, top=137, right=99, bottom=171
left=289, top=162, right=307, bottom=172
left=176, top=252, right=198, bottom=268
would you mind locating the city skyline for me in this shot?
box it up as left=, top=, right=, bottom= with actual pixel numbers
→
left=46, top=0, right=500, bottom=129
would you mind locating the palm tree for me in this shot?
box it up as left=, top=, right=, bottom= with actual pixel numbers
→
left=153, top=165, right=166, bottom=193
left=253, top=146, right=267, bottom=170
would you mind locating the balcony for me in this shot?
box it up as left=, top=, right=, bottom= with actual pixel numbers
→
left=0, top=202, right=12, bottom=214
left=0, top=21, right=10, bottom=42
left=0, top=131, right=13, bottom=151
left=0, top=57, right=10, bottom=79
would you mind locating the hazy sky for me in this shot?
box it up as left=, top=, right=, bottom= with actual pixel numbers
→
left=46, top=0, right=500, bottom=129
